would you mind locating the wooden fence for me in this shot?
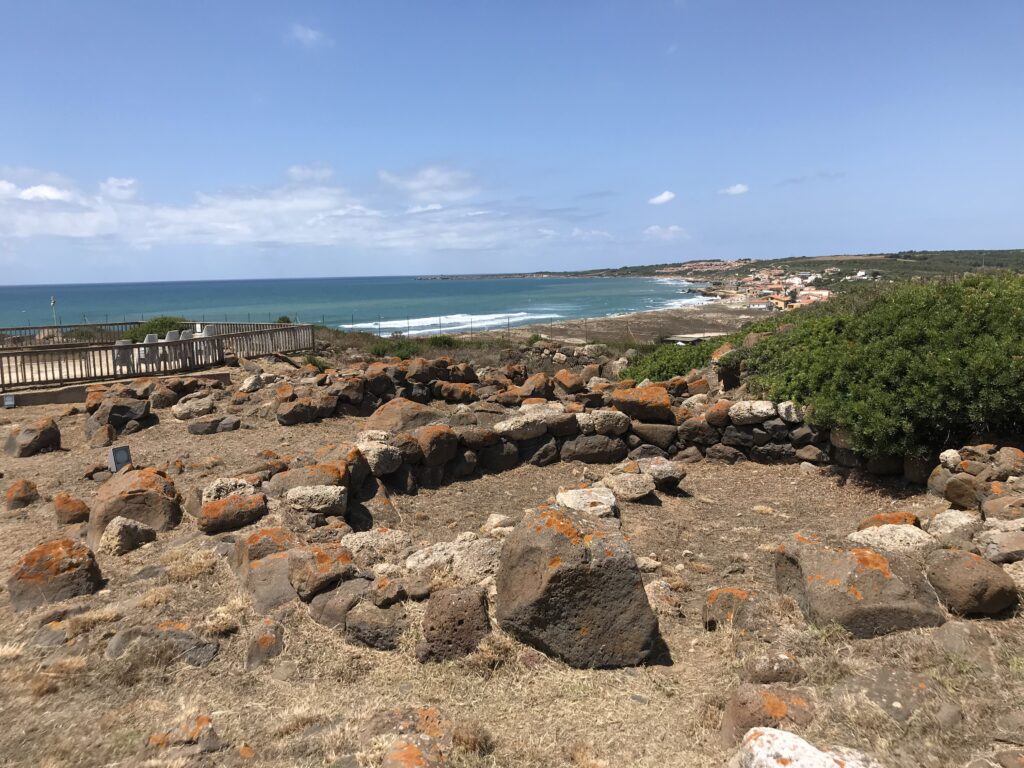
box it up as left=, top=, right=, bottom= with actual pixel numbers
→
left=0, top=324, right=314, bottom=391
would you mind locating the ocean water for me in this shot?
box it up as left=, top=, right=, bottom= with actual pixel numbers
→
left=0, top=275, right=706, bottom=334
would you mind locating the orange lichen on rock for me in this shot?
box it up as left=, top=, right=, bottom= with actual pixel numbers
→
left=851, top=548, right=892, bottom=578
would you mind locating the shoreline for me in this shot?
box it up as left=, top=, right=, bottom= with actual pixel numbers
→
left=475, top=295, right=766, bottom=345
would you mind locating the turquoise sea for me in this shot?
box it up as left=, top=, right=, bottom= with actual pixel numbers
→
left=0, top=275, right=706, bottom=334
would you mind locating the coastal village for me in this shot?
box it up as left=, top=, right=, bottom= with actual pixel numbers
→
left=654, top=259, right=883, bottom=311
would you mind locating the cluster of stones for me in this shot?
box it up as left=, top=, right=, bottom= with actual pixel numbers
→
left=695, top=447, right=1023, bottom=756
left=80, top=375, right=239, bottom=447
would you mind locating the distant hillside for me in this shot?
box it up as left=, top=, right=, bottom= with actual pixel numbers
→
left=421, top=249, right=1024, bottom=284
left=563, top=249, right=1024, bottom=281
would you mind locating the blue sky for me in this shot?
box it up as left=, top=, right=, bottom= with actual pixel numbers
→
left=1, top=1, right=1022, bottom=284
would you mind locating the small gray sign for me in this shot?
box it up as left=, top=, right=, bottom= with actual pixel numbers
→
left=108, top=445, right=132, bottom=473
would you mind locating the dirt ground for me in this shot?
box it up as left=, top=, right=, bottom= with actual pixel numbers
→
left=1, top=396, right=1022, bottom=768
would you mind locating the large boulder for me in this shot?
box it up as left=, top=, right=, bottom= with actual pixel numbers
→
left=6, top=538, right=102, bottom=611
left=495, top=505, right=662, bottom=668
left=4, top=418, right=61, bottom=457
left=88, top=468, right=182, bottom=546
left=926, top=548, right=1018, bottom=615
left=365, top=398, right=443, bottom=433
left=774, top=531, right=945, bottom=638
left=609, top=386, right=673, bottom=423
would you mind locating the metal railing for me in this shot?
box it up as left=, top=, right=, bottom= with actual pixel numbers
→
left=0, top=323, right=314, bottom=391
left=0, top=322, right=145, bottom=349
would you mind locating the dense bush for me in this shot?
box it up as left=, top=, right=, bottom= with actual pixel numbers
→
left=625, top=275, right=1024, bottom=459
left=743, top=274, right=1024, bottom=458
left=427, top=334, right=460, bottom=349
left=127, top=316, right=189, bottom=342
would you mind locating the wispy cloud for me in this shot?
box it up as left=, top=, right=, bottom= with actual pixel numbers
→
left=379, top=166, right=479, bottom=203
left=288, top=23, right=332, bottom=48
left=99, top=177, right=138, bottom=201
left=648, top=190, right=675, bottom=205
left=775, top=171, right=845, bottom=187
left=571, top=227, right=613, bottom=241
left=643, top=224, right=688, bottom=241
left=718, top=183, right=749, bottom=196
left=287, top=164, right=334, bottom=183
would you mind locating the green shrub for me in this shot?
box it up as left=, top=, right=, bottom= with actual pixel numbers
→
left=427, top=334, right=460, bottom=349
left=127, top=316, right=189, bottom=342
left=525, top=333, right=544, bottom=346
left=304, top=354, right=330, bottom=372
left=368, top=337, right=420, bottom=359
left=276, top=315, right=292, bottom=324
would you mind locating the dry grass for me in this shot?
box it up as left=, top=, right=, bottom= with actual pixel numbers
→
left=64, top=606, right=123, bottom=638
left=0, top=641, right=26, bottom=660
left=160, top=546, right=219, bottom=582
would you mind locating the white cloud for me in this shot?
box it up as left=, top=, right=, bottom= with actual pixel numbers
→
left=643, top=224, right=689, bottom=241
left=18, top=184, right=74, bottom=202
left=288, top=23, right=332, bottom=48
left=379, top=166, right=479, bottom=203
left=648, top=190, right=675, bottom=205
left=99, top=177, right=138, bottom=201
left=719, top=183, right=749, bottom=195
left=287, top=164, right=334, bottom=183
left=0, top=166, right=570, bottom=253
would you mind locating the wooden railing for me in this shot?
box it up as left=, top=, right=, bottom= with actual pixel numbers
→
left=0, top=324, right=314, bottom=391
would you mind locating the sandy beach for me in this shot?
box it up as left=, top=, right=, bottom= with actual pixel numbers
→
left=513, top=298, right=764, bottom=345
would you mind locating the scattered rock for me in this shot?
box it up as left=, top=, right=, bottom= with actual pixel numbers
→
left=727, top=727, right=884, bottom=768
left=702, top=587, right=761, bottom=632
left=774, top=532, right=945, bottom=638
left=496, top=505, right=662, bottom=668
left=598, top=472, right=656, bottom=502
left=4, top=418, right=61, bottom=457
left=743, top=651, right=804, bottom=684
left=416, top=586, right=491, bottom=662
left=286, top=485, right=348, bottom=516
left=720, top=684, right=816, bottom=746
left=89, top=467, right=182, bottom=545
left=53, top=493, right=90, bottom=525
left=146, top=713, right=223, bottom=753
left=365, top=398, right=442, bottom=432
left=198, top=493, right=268, bottom=534
left=244, top=617, right=285, bottom=670
left=846, top=523, right=936, bottom=556
left=555, top=485, right=618, bottom=519
left=6, top=538, right=103, bottom=611
left=926, top=548, right=1018, bottom=615
left=5, top=479, right=39, bottom=509
left=106, top=621, right=219, bottom=667
left=98, top=516, right=157, bottom=555
left=288, top=543, right=357, bottom=600
left=344, top=602, right=408, bottom=650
